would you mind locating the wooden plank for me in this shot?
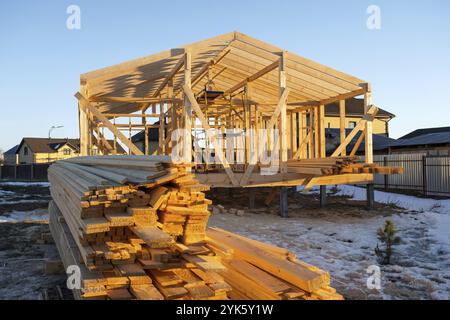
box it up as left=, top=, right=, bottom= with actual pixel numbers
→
left=75, top=92, right=144, bottom=155
left=228, top=259, right=292, bottom=294
left=279, top=53, right=288, bottom=173
left=339, top=99, right=346, bottom=156
left=183, top=85, right=239, bottom=186
left=364, top=92, right=373, bottom=164
left=330, top=105, right=378, bottom=157
left=223, top=60, right=279, bottom=95
left=207, top=228, right=323, bottom=292
left=153, top=55, right=184, bottom=97
left=130, top=284, right=164, bottom=300
left=266, top=88, right=290, bottom=130
left=183, top=50, right=192, bottom=164
left=131, top=226, right=173, bottom=247
left=182, top=254, right=226, bottom=272
left=350, top=130, right=365, bottom=156
left=319, top=104, right=325, bottom=157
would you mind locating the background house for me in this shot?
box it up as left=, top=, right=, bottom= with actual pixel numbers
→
left=17, top=138, right=80, bottom=164
left=325, top=98, right=395, bottom=137
left=16, top=137, right=126, bottom=164
left=3, top=145, right=19, bottom=165
left=326, top=129, right=398, bottom=156
left=131, top=123, right=160, bottom=155
left=390, top=126, right=450, bottom=155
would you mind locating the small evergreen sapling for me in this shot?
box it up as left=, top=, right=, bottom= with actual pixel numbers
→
left=375, top=219, right=400, bottom=265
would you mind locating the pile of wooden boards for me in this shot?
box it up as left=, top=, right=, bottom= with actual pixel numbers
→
left=287, top=156, right=403, bottom=175
left=48, top=155, right=342, bottom=300
left=206, top=228, right=343, bottom=300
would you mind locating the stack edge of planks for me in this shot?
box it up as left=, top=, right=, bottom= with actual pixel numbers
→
left=287, top=156, right=404, bottom=176
left=48, top=155, right=342, bottom=300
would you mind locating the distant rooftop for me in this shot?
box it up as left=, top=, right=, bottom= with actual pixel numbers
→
left=326, top=98, right=395, bottom=119
left=4, top=145, right=19, bottom=155
left=393, top=132, right=450, bottom=148
left=399, top=126, right=450, bottom=140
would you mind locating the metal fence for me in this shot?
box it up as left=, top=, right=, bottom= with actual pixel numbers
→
left=372, top=153, right=450, bottom=197
left=0, top=163, right=50, bottom=181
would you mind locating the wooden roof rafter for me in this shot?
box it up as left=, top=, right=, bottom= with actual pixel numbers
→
left=81, top=31, right=369, bottom=115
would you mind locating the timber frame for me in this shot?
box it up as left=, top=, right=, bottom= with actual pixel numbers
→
left=76, top=32, right=378, bottom=189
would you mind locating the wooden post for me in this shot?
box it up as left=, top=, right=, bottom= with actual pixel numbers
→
left=184, top=50, right=192, bottom=164
left=319, top=104, right=325, bottom=157
left=141, top=105, right=147, bottom=155
left=314, top=107, right=319, bottom=158
left=339, top=99, right=346, bottom=156
left=79, top=104, right=89, bottom=156
left=159, top=103, right=164, bottom=154
left=245, top=83, right=251, bottom=166
left=144, top=126, right=149, bottom=155
left=279, top=52, right=288, bottom=173
left=364, top=92, right=373, bottom=164
left=279, top=187, right=288, bottom=218
left=168, top=80, right=174, bottom=154
left=384, top=156, right=389, bottom=191
left=319, top=185, right=327, bottom=207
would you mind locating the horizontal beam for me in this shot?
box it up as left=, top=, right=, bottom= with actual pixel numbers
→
left=195, top=172, right=373, bottom=188
left=89, top=96, right=182, bottom=104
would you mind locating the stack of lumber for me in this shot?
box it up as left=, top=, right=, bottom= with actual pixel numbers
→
left=206, top=227, right=343, bottom=300
left=287, top=156, right=403, bottom=175
left=48, top=155, right=229, bottom=300
left=48, top=155, right=342, bottom=300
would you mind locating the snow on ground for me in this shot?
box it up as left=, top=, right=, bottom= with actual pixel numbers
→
left=209, top=185, right=450, bottom=300
left=0, top=209, right=49, bottom=223
left=0, top=182, right=50, bottom=187
left=0, top=190, right=15, bottom=196
left=335, top=185, right=450, bottom=214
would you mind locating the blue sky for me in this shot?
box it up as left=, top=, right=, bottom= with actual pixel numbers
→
left=0, top=0, right=449, bottom=151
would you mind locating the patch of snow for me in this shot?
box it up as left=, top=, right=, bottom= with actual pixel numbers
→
left=209, top=185, right=450, bottom=299
left=0, top=182, right=50, bottom=187
left=334, top=185, right=450, bottom=214
left=333, top=185, right=450, bottom=250
left=0, top=190, right=15, bottom=196
left=0, top=210, right=48, bottom=223
left=0, top=199, right=49, bottom=205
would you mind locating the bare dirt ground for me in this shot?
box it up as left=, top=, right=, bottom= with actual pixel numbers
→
left=0, top=182, right=70, bottom=300
left=1, top=182, right=448, bottom=300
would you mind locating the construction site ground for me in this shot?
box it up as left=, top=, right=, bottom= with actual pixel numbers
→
left=0, top=181, right=449, bottom=300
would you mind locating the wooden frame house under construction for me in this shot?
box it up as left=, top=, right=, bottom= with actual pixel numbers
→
left=76, top=32, right=401, bottom=213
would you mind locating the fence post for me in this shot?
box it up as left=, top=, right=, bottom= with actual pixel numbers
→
left=422, top=155, right=427, bottom=196
left=14, top=165, right=17, bottom=180
left=31, top=164, right=34, bottom=180
left=384, top=156, right=389, bottom=191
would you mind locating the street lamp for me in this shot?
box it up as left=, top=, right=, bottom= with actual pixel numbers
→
left=48, top=125, right=64, bottom=139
